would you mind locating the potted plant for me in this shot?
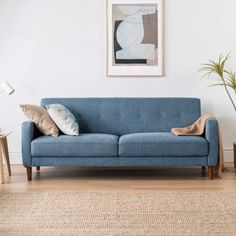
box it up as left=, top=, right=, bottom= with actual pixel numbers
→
left=200, top=53, right=236, bottom=169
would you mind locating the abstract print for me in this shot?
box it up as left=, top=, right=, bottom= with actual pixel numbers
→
left=112, top=4, right=158, bottom=66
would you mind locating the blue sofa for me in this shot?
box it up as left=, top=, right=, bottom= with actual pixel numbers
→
left=22, top=98, right=219, bottom=180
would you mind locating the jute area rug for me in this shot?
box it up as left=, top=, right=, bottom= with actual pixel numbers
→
left=0, top=192, right=236, bottom=236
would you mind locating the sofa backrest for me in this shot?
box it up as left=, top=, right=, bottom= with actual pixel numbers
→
left=41, top=98, right=201, bottom=135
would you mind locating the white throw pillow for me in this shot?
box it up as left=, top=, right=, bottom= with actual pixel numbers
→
left=46, top=104, right=79, bottom=136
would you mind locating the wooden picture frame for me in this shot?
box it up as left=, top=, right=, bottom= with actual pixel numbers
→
left=106, top=0, right=164, bottom=77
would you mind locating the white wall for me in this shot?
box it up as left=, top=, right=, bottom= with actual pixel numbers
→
left=0, top=0, right=236, bottom=163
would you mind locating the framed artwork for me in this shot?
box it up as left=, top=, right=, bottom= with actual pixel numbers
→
left=106, top=0, right=164, bottom=77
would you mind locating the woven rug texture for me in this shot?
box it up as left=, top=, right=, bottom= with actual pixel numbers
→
left=0, top=192, right=236, bottom=236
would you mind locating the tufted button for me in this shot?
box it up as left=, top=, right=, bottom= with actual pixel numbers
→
left=137, top=113, right=143, bottom=119
left=157, top=113, right=163, bottom=119
left=97, top=114, right=102, bottom=119
left=177, top=112, right=182, bottom=119
left=116, top=113, right=122, bottom=119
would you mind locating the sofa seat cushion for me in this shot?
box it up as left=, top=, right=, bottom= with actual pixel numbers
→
left=119, top=132, right=208, bottom=157
left=32, top=133, right=119, bottom=157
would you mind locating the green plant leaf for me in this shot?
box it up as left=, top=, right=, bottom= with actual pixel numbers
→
left=199, top=53, right=236, bottom=112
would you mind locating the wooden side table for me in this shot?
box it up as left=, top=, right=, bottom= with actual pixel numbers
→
left=0, top=136, right=11, bottom=183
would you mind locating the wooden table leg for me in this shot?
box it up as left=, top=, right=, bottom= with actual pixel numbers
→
left=1, top=137, right=11, bottom=176
left=234, top=143, right=236, bottom=169
left=0, top=145, right=4, bottom=184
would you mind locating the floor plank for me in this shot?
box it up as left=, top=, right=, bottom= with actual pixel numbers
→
left=0, top=164, right=235, bottom=193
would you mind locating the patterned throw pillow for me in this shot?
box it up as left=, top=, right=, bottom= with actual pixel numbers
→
left=46, top=104, right=79, bottom=136
left=20, top=104, right=59, bottom=137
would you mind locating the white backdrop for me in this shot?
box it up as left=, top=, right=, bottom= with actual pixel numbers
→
left=0, top=0, right=236, bottom=163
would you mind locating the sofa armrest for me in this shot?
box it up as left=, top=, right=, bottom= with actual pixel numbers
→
left=21, top=121, right=41, bottom=167
left=205, top=119, right=219, bottom=166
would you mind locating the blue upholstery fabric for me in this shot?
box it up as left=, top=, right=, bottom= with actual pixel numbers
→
left=119, top=132, right=208, bottom=157
left=22, top=121, right=39, bottom=167
left=41, top=98, right=201, bottom=135
left=119, top=157, right=208, bottom=167
left=32, top=156, right=208, bottom=167
left=205, top=119, right=219, bottom=166
left=31, top=134, right=119, bottom=157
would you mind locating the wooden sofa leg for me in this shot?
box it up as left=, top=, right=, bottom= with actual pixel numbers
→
left=26, top=167, right=32, bottom=181
left=208, top=166, right=214, bottom=180
left=36, top=166, right=40, bottom=171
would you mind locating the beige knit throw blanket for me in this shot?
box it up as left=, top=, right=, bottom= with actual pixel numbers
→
left=171, top=114, right=224, bottom=178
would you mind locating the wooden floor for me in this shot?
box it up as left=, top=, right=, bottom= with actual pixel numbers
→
left=0, top=164, right=236, bottom=193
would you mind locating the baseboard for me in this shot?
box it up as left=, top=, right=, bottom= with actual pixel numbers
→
left=9, top=150, right=234, bottom=165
